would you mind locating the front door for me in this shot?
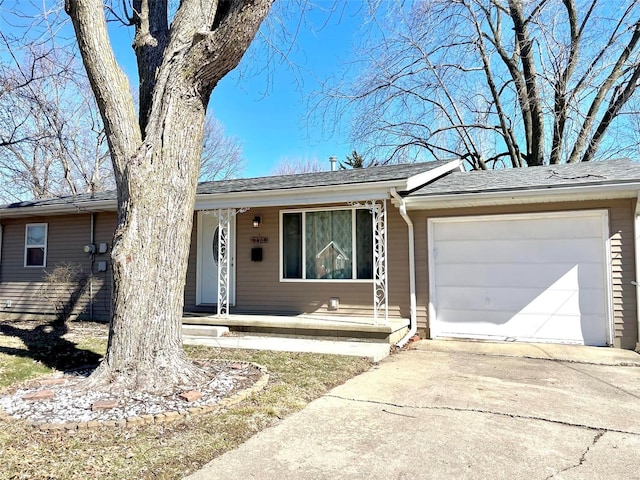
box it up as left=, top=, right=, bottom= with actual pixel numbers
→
left=197, top=211, right=235, bottom=305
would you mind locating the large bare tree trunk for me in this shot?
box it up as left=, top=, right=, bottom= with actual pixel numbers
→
left=96, top=91, right=207, bottom=392
left=65, top=0, right=273, bottom=393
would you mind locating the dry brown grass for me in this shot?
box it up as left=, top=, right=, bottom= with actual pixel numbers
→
left=0, top=320, right=371, bottom=479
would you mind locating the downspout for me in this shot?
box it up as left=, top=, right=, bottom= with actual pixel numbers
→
left=390, top=188, right=417, bottom=348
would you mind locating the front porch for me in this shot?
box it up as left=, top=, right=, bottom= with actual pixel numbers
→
left=181, top=313, right=409, bottom=361
left=188, top=198, right=402, bottom=361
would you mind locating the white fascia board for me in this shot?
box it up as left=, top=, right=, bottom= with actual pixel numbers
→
left=402, top=182, right=640, bottom=210
left=404, top=159, right=463, bottom=192
left=0, top=199, right=117, bottom=218
left=195, top=183, right=397, bottom=210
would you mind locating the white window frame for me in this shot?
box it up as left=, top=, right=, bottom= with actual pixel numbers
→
left=24, top=223, right=48, bottom=268
left=279, top=206, right=373, bottom=283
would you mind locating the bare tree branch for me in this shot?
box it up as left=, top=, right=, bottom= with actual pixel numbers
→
left=317, top=0, right=640, bottom=168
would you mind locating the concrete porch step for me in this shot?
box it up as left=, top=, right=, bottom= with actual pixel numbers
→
left=182, top=324, right=229, bottom=338
left=182, top=314, right=409, bottom=345
left=182, top=334, right=391, bottom=362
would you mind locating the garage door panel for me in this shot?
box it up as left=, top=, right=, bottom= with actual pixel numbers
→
left=433, top=309, right=584, bottom=341
left=518, top=314, right=606, bottom=346
left=434, top=309, right=516, bottom=338
left=433, top=215, right=604, bottom=241
left=435, top=285, right=604, bottom=316
left=434, top=310, right=606, bottom=346
left=434, top=263, right=605, bottom=290
left=434, top=238, right=603, bottom=264
left=429, top=211, right=610, bottom=346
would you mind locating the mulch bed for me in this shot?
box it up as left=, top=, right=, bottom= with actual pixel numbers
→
left=0, top=320, right=269, bottom=430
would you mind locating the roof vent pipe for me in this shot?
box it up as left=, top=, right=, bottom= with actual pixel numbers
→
left=329, top=156, right=337, bottom=171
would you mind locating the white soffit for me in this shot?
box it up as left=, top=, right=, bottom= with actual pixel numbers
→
left=195, top=184, right=392, bottom=209
left=403, top=183, right=640, bottom=209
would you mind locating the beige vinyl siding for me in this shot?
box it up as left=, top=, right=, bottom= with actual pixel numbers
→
left=386, top=203, right=411, bottom=319
left=411, top=199, right=638, bottom=349
left=184, top=203, right=412, bottom=319
left=236, top=205, right=375, bottom=316
left=0, top=212, right=116, bottom=321
left=609, top=201, right=637, bottom=349
left=183, top=213, right=198, bottom=308
left=91, top=212, right=117, bottom=320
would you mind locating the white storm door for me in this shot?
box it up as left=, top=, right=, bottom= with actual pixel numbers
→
left=428, top=210, right=612, bottom=346
left=196, top=211, right=235, bottom=305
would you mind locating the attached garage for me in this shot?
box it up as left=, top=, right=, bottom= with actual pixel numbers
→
left=427, top=210, right=612, bottom=346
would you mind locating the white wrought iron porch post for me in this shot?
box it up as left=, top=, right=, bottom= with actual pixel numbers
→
left=217, top=208, right=231, bottom=318
left=214, top=207, right=249, bottom=318
left=372, top=200, right=388, bottom=325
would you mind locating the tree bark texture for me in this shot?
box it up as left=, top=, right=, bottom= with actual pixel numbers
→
left=65, top=0, right=273, bottom=393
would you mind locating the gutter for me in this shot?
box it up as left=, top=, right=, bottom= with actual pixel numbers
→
left=390, top=188, right=417, bottom=348
left=402, top=182, right=640, bottom=210
left=0, top=199, right=116, bottom=219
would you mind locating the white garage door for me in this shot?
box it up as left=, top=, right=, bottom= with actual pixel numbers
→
left=428, top=210, right=611, bottom=346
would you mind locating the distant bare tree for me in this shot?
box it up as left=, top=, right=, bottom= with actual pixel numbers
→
left=271, top=156, right=326, bottom=175
left=320, top=0, right=640, bottom=169
left=0, top=21, right=112, bottom=202
left=0, top=41, right=241, bottom=202
left=199, top=115, right=245, bottom=181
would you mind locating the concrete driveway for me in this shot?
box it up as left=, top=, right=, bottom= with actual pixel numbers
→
left=185, top=340, right=640, bottom=480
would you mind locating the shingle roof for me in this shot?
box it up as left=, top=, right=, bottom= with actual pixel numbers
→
left=0, top=160, right=452, bottom=212
left=408, top=159, right=640, bottom=197
left=1, top=190, right=116, bottom=211
left=195, top=160, right=452, bottom=195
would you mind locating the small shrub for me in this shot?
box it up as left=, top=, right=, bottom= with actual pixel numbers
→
left=40, top=262, right=90, bottom=324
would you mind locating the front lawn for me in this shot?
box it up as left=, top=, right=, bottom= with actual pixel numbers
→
left=0, top=320, right=370, bottom=480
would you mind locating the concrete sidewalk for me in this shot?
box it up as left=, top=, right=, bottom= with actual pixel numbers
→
left=183, top=335, right=391, bottom=362
left=185, top=341, right=640, bottom=479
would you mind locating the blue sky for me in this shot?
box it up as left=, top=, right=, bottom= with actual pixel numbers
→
left=108, top=2, right=368, bottom=178
left=209, top=4, right=367, bottom=177
left=1, top=2, right=369, bottom=178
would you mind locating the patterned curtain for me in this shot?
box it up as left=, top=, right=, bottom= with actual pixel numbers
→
left=305, top=210, right=353, bottom=279
left=356, top=209, right=373, bottom=279
left=282, top=213, right=302, bottom=278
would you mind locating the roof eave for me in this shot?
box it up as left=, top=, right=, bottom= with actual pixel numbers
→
left=0, top=199, right=117, bottom=219
left=402, top=182, right=640, bottom=210
left=0, top=160, right=465, bottom=217
left=195, top=180, right=408, bottom=209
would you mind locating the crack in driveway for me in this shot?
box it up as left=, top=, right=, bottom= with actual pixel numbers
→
left=543, top=430, right=605, bottom=479
left=324, top=394, right=640, bottom=436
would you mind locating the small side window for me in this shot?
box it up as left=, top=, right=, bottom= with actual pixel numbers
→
left=25, top=223, right=47, bottom=267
